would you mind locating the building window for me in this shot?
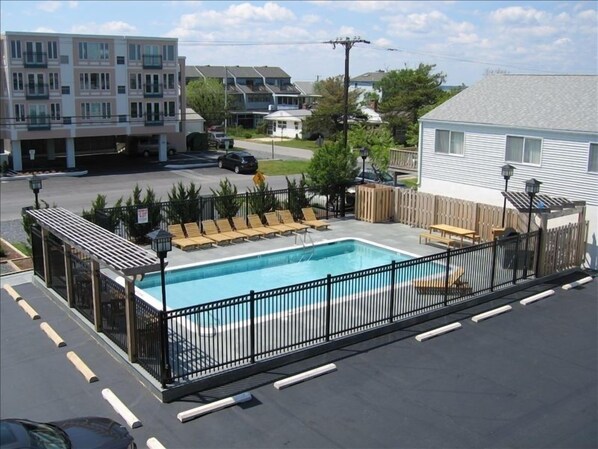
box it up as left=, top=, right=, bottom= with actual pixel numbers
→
left=49, top=73, right=60, bottom=90
left=61, top=86, right=70, bottom=95
left=117, top=56, right=125, bottom=64
left=128, top=44, right=141, bottom=61
left=14, top=104, right=25, bottom=122
left=163, top=44, right=175, bottom=61
left=60, top=55, right=69, bottom=64
left=81, top=102, right=111, bottom=120
left=28, top=104, right=48, bottom=123
left=118, top=85, right=126, bottom=94
left=50, top=103, right=61, bottom=120
left=505, top=135, right=541, bottom=165
left=589, top=143, right=598, bottom=173
left=47, top=41, right=58, bottom=59
left=163, top=73, right=175, bottom=90
left=163, top=101, right=175, bottom=117
left=119, top=115, right=127, bottom=123
left=294, top=121, right=299, bottom=130
left=12, top=73, right=24, bottom=91
left=130, top=102, right=142, bottom=118
left=78, top=42, right=109, bottom=60
left=129, top=73, right=142, bottom=90
left=10, top=40, right=22, bottom=59
left=80, top=72, right=110, bottom=91
left=63, top=117, right=72, bottom=125
left=435, top=129, right=464, bottom=155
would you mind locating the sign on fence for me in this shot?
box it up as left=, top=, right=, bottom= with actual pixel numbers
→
left=137, top=208, right=148, bottom=224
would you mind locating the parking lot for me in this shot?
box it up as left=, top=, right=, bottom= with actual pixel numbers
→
left=2, top=267, right=596, bottom=448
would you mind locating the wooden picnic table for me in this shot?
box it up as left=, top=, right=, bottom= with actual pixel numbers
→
left=429, top=224, right=479, bottom=245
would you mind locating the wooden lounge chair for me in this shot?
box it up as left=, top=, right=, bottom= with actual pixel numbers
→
left=201, top=220, right=239, bottom=244
left=277, top=210, right=309, bottom=232
left=183, top=221, right=227, bottom=246
left=263, top=212, right=295, bottom=235
left=231, top=216, right=264, bottom=239
left=169, top=224, right=213, bottom=250
left=215, top=218, right=249, bottom=241
left=301, top=207, right=330, bottom=230
left=247, top=214, right=281, bottom=237
left=412, top=267, right=472, bottom=294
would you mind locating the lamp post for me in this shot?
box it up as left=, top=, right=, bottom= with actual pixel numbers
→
left=29, top=175, right=42, bottom=209
left=360, top=147, right=369, bottom=184
left=147, top=228, right=173, bottom=388
left=500, top=164, right=515, bottom=228
left=523, top=178, right=541, bottom=278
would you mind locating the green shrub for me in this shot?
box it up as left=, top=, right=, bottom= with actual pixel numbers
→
left=248, top=182, right=279, bottom=217
left=166, top=181, right=202, bottom=224
left=121, top=184, right=162, bottom=244
left=211, top=179, right=241, bottom=219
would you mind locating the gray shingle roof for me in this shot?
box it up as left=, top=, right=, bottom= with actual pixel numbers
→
left=351, top=71, right=386, bottom=83
left=421, top=75, right=598, bottom=134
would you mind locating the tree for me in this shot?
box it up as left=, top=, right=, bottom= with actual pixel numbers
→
left=186, top=78, right=228, bottom=128
left=303, top=76, right=362, bottom=140
left=376, top=64, right=446, bottom=143
left=307, top=140, right=358, bottom=215
left=348, top=124, right=394, bottom=171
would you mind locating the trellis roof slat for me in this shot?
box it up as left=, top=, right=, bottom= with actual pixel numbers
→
left=502, top=192, right=584, bottom=213
left=26, top=207, right=161, bottom=275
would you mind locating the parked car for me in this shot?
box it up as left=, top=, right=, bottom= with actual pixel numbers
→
left=208, top=131, right=234, bottom=149
left=354, top=169, right=396, bottom=186
left=0, top=417, right=136, bottom=449
left=135, top=136, right=176, bottom=157
left=217, top=151, right=258, bottom=174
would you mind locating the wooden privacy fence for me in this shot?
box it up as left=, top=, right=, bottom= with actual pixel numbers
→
left=392, top=189, right=525, bottom=242
left=355, top=184, right=394, bottom=223
left=539, top=222, right=588, bottom=276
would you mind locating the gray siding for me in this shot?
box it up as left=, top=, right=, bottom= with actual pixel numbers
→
left=420, top=121, right=598, bottom=206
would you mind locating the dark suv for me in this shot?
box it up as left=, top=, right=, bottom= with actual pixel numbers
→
left=217, top=151, right=258, bottom=174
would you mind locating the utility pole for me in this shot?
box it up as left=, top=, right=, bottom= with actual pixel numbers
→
left=224, top=65, right=228, bottom=135
left=327, top=37, right=370, bottom=218
left=327, top=37, right=370, bottom=151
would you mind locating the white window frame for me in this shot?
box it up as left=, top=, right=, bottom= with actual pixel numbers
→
left=130, top=102, right=143, bottom=118
left=12, top=72, right=24, bottom=91
left=505, top=135, right=542, bottom=166
left=163, top=44, right=175, bottom=61
left=10, top=40, right=22, bottom=59
left=589, top=143, right=598, bottom=173
left=79, top=42, right=109, bottom=60
left=434, top=129, right=464, bottom=155
left=128, top=44, right=141, bottom=61
left=50, top=103, right=61, bottom=120
left=28, top=104, right=48, bottom=124
left=49, top=73, right=59, bottom=90
left=129, top=73, right=142, bottom=90
left=14, top=104, right=25, bottom=122
left=47, top=41, right=58, bottom=59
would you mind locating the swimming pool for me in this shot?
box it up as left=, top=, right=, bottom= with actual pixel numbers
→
left=136, top=238, right=428, bottom=312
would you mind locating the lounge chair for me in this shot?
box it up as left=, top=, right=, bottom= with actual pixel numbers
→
left=168, top=224, right=213, bottom=250
left=263, top=212, right=295, bottom=235
left=201, top=220, right=240, bottom=244
left=412, top=267, right=472, bottom=295
left=301, top=207, right=330, bottom=230
left=184, top=221, right=229, bottom=246
left=247, top=214, right=281, bottom=237
left=215, top=218, right=249, bottom=241
left=277, top=210, right=309, bottom=232
left=231, top=216, right=265, bottom=239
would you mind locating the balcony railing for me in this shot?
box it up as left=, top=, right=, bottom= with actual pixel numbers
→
left=143, top=83, right=163, bottom=98
left=389, top=147, right=418, bottom=172
left=142, top=54, right=162, bottom=69
left=144, top=114, right=164, bottom=126
left=26, top=83, right=50, bottom=100
left=27, top=116, right=51, bottom=131
left=24, top=51, right=48, bottom=68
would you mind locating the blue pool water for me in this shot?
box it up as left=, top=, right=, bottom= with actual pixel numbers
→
left=138, top=239, right=421, bottom=311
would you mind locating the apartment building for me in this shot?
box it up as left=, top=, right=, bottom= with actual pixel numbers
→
left=0, top=31, right=185, bottom=171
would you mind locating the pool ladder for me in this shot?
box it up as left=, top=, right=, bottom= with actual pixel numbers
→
left=296, top=232, right=315, bottom=262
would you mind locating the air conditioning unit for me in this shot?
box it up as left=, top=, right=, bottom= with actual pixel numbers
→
left=268, top=104, right=277, bottom=112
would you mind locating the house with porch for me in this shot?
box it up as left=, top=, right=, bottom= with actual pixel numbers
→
left=417, top=74, right=598, bottom=268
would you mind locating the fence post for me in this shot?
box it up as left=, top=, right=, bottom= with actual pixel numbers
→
left=535, top=228, right=543, bottom=277
left=245, top=192, right=249, bottom=219
left=444, top=248, right=451, bottom=307
left=388, top=261, right=396, bottom=323
left=490, top=238, right=498, bottom=292
left=325, top=275, right=331, bottom=342
left=250, top=290, right=255, bottom=364
left=512, top=234, right=520, bottom=285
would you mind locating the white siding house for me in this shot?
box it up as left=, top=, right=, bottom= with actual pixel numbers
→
left=418, top=75, right=598, bottom=268
left=264, top=109, right=312, bottom=139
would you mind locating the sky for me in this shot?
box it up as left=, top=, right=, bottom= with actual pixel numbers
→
left=1, top=1, right=597, bottom=86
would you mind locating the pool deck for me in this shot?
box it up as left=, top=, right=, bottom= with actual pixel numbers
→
left=163, top=217, right=446, bottom=270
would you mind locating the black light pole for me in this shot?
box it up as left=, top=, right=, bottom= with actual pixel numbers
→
left=360, top=147, right=369, bottom=184
left=523, top=178, right=541, bottom=278
left=147, top=229, right=173, bottom=388
left=500, top=164, right=515, bottom=228
left=29, top=175, right=42, bottom=210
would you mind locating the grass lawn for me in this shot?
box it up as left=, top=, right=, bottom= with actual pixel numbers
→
left=273, top=140, right=319, bottom=151
left=258, top=160, right=310, bottom=176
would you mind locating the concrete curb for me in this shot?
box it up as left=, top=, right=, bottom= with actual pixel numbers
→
left=18, top=299, right=40, bottom=319
left=3, top=283, right=22, bottom=301
left=177, top=392, right=252, bottom=423
left=273, top=364, right=337, bottom=390
left=102, top=388, right=142, bottom=429
left=66, top=351, right=98, bottom=383
left=40, top=322, right=66, bottom=347
left=0, top=170, right=88, bottom=182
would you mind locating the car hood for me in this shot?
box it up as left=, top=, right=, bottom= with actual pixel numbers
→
left=51, top=417, right=133, bottom=449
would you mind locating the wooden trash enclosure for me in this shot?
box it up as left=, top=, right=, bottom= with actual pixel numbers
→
left=355, top=184, right=394, bottom=223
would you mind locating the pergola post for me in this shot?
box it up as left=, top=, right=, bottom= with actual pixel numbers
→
left=63, top=243, right=74, bottom=308
left=125, top=277, right=137, bottom=362
left=41, top=228, right=51, bottom=284
left=91, top=260, right=102, bottom=332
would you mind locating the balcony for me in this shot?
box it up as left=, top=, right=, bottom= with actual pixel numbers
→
left=26, top=83, right=50, bottom=100
left=142, top=54, right=162, bottom=69
left=27, top=116, right=51, bottom=131
left=24, top=51, right=48, bottom=68
left=143, top=83, right=163, bottom=98
left=389, top=147, right=418, bottom=173
left=144, top=114, right=163, bottom=126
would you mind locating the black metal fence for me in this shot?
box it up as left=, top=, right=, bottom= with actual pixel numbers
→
left=31, top=224, right=45, bottom=280
left=133, top=231, right=540, bottom=385
left=100, top=276, right=129, bottom=352
left=70, top=250, right=93, bottom=323
left=94, top=187, right=333, bottom=242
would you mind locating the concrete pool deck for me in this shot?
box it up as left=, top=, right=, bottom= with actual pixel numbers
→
left=160, top=217, right=446, bottom=270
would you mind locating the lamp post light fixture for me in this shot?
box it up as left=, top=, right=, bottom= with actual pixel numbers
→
left=500, top=164, right=515, bottom=228
left=360, top=147, right=369, bottom=184
left=523, top=178, right=542, bottom=278
left=146, top=228, right=173, bottom=388
left=29, top=175, right=43, bottom=209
